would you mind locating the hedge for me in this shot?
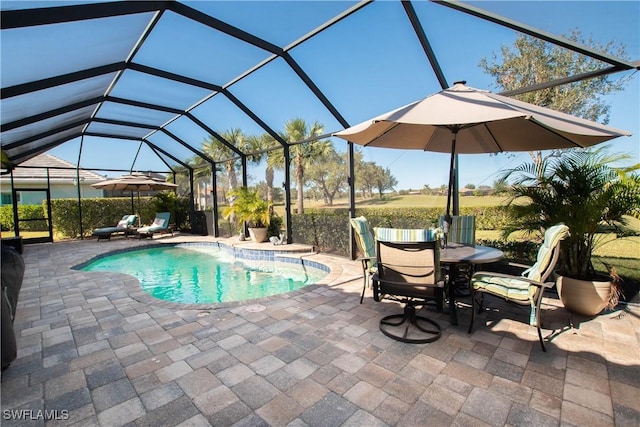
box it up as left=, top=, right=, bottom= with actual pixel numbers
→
left=0, top=204, right=49, bottom=232
left=290, top=206, right=512, bottom=257
left=49, top=197, right=162, bottom=238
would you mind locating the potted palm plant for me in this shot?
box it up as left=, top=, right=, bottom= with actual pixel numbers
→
left=501, top=147, right=640, bottom=316
left=222, top=187, right=271, bottom=243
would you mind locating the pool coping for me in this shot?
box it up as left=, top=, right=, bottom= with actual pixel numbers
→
left=71, top=236, right=355, bottom=312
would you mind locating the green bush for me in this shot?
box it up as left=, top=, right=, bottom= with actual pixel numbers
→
left=476, top=238, right=539, bottom=264
left=0, top=205, right=14, bottom=231
left=267, top=212, right=283, bottom=238
left=289, top=206, right=510, bottom=256
left=152, top=192, right=190, bottom=230
left=0, top=204, right=49, bottom=231
left=50, top=197, right=161, bottom=238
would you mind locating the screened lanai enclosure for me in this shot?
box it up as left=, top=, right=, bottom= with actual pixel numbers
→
left=1, top=1, right=638, bottom=252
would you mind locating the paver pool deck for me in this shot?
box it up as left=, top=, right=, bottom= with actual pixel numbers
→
left=1, top=234, right=638, bottom=426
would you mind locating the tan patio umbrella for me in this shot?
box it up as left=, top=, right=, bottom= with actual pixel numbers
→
left=92, top=173, right=177, bottom=226
left=334, top=81, right=631, bottom=219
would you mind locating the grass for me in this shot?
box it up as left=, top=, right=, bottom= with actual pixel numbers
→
left=312, top=194, right=513, bottom=208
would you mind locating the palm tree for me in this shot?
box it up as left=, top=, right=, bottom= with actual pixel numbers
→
left=201, top=128, right=249, bottom=197
left=274, top=118, right=330, bottom=214
left=502, top=146, right=640, bottom=279
left=250, top=119, right=331, bottom=214
left=246, top=133, right=277, bottom=211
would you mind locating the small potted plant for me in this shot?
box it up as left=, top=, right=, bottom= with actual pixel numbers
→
left=501, top=147, right=640, bottom=316
left=222, top=187, right=271, bottom=242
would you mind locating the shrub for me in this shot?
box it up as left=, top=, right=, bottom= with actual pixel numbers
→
left=0, top=204, right=48, bottom=231
left=50, top=197, right=159, bottom=238
left=289, top=206, right=511, bottom=256
left=152, top=192, right=190, bottom=230
left=476, top=238, right=539, bottom=264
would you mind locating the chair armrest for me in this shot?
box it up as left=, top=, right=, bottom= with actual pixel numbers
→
left=356, top=256, right=376, bottom=273
left=372, top=273, right=444, bottom=288
left=504, top=262, right=532, bottom=270
left=478, top=261, right=532, bottom=276
left=472, top=271, right=550, bottom=288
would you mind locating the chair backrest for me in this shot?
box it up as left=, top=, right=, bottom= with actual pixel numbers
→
left=153, top=212, right=171, bottom=228
left=374, top=227, right=439, bottom=243
left=376, top=240, right=440, bottom=287
left=125, top=215, right=137, bottom=226
left=116, top=215, right=137, bottom=228
left=349, top=217, right=376, bottom=263
left=439, top=215, right=475, bottom=245
left=523, top=223, right=570, bottom=282
left=375, top=228, right=440, bottom=282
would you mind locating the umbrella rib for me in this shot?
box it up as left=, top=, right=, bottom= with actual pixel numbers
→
left=483, top=123, right=504, bottom=152
left=527, top=118, right=591, bottom=148
left=362, top=121, right=401, bottom=147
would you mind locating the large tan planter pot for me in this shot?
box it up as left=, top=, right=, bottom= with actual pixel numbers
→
left=556, top=275, right=613, bottom=317
left=248, top=227, right=268, bottom=243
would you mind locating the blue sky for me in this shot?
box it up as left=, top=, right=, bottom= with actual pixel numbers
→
left=47, top=1, right=639, bottom=190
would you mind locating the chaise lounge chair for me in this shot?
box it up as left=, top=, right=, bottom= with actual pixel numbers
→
left=92, top=215, right=137, bottom=241
left=136, top=212, right=172, bottom=238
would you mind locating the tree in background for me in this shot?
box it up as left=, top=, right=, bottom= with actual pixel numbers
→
left=493, top=179, right=508, bottom=194
left=306, top=147, right=348, bottom=206
left=480, top=30, right=630, bottom=167
left=266, top=118, right=331, bottom=214
left=373, top=167, right=398, bottom=198
left=355, top=160, right=378, bottom=199
left=246, top=133, right=279, bottom=211
left=201, top=128, right=249, bottom=196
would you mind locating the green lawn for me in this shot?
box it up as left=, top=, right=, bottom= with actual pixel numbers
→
left=476, top=230, right=640, bottom=258
left=316, top=194, right=512, bottom=208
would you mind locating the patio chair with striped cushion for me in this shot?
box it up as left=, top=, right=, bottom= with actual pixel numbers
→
left=372, top=231, right=444, bottom=343
left=349, top=217, right=441, bottom=304
left=349, top=217, right=377, bottom=304
left=468, top=223, right=569, bottom=351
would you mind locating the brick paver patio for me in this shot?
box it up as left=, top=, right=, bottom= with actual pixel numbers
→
left=1, top=235, right=638, bottom=426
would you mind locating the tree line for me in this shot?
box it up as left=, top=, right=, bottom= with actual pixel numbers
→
left=175, top=118, right=398, bottom=214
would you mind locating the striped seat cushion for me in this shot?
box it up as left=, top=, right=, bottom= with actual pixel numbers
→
left=374, top=227, right=439, bottom=242
left=350, top=216, right=377, bottom=270
left=471, top=273, right=533, bottom=301
left=374, top=228, right=441, bottom=281
left=523, top=224, right=570, bottom=281
left=439, top=215, right=475, bottom=245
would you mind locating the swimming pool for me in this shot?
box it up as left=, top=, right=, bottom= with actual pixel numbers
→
left=78, top=243, right=328, bottom=304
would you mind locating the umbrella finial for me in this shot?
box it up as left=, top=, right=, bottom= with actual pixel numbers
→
left=453, top=80, right=467, bottom=86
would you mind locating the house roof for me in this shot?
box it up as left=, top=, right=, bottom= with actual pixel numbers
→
left=0, top=153, right=106, bottom=183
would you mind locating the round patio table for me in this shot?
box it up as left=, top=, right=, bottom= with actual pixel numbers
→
left=440, top=243, right=504, bottom=325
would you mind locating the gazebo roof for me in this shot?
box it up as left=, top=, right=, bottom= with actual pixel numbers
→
left=1, top=1, right=638, bottom=175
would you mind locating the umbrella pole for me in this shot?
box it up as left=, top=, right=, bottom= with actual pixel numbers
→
left=445, top=129, right=458, bottom=220
left=137, top=189, right=141, bottom=227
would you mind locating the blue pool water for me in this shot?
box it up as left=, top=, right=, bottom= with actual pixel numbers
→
left=80, top=244, right=328, bottom=304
